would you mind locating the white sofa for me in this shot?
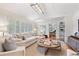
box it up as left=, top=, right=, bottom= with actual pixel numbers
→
left=0, top=37, right=25, bottom=56
left=15, top=36, right=38, bottom=47
left=14, top=36, right=47, bottom=56
left=0, top=46, right=25, bottom=56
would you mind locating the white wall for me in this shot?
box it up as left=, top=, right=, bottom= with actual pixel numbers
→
left=73, top=11, right=79, bottom=33
left=62, top=11, right=79, bottom=42
left=64, top=16, right=74, bottom=42
left=73, top=17, right=78, bottom=34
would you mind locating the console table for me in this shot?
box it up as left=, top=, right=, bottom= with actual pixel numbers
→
left=67, top=35, right=79, bottom=55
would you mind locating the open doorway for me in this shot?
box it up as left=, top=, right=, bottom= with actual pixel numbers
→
left=59, top=22, right=65, bottom=42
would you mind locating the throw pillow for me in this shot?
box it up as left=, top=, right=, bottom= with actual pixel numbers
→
left=75, top=32, right=79, bottom=38
left=3, top=37, right=17, bottom=51
left=22, top=36, right=26, bottom=40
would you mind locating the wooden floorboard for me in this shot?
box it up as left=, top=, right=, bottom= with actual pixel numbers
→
left=25, top=41, right=67, bottom=56
left=46, top=42, right=67, bottom=56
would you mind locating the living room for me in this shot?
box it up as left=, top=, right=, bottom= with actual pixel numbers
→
left=0, top=3, right=79, bottom=56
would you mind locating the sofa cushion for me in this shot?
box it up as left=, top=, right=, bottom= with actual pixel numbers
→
left=67, top=37, right=71, bottom=46
left=67, top=49, right=77, bottom=56
left=14, top=38, right=22, bottom=42
left=0, top=43, right=4, bottom=52
left=76, top=40, right=79, bottom=52
left=15, top=33, right=22, bottom=39
left=70, top=38, right=77, bottom=49
left=3, top=37, right=17, bottom=51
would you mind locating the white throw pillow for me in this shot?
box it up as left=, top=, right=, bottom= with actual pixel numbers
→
left=3, top=37, right=17, bottom=51
left=75, top=32, right=79, bottom=38
left=67, top=49, right=77, bottom=56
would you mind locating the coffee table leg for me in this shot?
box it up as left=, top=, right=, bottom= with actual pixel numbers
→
left=60, top=46, right=61, bottom=51
left=60, top=44, right=62, bottom=51
left=45, top=48, right=49, bottom=56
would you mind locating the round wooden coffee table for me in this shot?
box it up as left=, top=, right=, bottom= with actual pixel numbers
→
left=37, top=40, right=61, bottom=50
left=37, top=40, right=61, bottom=55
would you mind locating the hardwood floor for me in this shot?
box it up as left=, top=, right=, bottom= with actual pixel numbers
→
left=25, top=41, right=67, bottom=56
left=46, top=42, right=67, bottom=56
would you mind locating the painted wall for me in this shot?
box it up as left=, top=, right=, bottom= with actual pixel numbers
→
left=62, top=11, right=79, bottom=42
left=64, top=16, right=74, bottom=42
left=73, top=11, right=79, bottom=33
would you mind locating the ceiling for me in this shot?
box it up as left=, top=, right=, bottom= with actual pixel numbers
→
left=0, top=3, right=79, bottom=22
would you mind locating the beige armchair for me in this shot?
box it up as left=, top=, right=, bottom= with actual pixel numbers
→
left=0, top=46, right=25, bottom=56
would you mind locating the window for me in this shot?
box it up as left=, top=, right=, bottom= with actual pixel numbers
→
left=8, top=20, right=16, bottom=34
left=25, top=24, right=27, bottom=32
left=21, top=22, right=25, bottom=32
left=16, top=21, right=20, bottom=33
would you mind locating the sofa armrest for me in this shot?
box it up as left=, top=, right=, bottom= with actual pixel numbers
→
left=0, top=46, right=25, bottom=56
left=16, top=38, right=37, bottom=46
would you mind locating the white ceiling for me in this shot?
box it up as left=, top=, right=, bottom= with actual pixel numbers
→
left=0, top=3, right=79, bottom=22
